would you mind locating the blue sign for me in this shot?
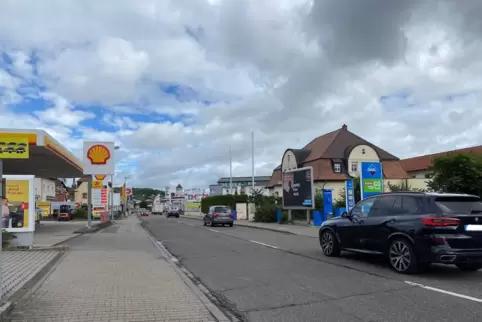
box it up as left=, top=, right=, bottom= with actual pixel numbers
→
left=323, top=189, right=333, bottom=219
left=360, top=162, right=383, bottom=200
left=345, top=180, right=355, bottom=211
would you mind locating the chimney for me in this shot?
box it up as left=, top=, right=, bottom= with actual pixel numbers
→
left=342, top=124, right=347, bottom=130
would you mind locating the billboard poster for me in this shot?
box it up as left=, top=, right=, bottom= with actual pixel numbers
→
left=360, top=162, right=383, bottom=200
left=282, top=167, right=314, bottom=209
left=345, top=180, right=355, bottom=211
left=3, top=175, right=35, bottom=232
left=37, top=201, right=51, bottom=218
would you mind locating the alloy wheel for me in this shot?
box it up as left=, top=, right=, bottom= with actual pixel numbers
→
left=321, top=232, right=334, bottom=255
left=389, top=241, right=411, bottom=272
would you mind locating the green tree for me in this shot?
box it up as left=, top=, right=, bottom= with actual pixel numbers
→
left=387, top=181, right=424, bottom=192
left=139, top=200, right=149, bottom=209
left=427, top=153, right=482, bottom=196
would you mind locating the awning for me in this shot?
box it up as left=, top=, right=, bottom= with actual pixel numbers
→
left=0, top=129, right=83, bottom=178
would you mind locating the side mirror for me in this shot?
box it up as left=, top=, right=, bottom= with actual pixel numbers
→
left=341, top=211, right=349, bottom=218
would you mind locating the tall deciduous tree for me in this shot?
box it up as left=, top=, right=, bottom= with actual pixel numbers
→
left=427, top=153, right=482, bottom=197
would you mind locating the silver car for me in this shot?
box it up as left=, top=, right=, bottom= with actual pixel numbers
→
left=203, top=206, right=233, bottom=227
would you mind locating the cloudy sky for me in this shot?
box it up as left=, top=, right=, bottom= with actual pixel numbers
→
left=1, top=0, right=482, bottom=189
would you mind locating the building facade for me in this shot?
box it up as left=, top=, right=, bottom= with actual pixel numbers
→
left=266, top=124, right=410, bottom=201
left=34, top=178, right=56, bottom=201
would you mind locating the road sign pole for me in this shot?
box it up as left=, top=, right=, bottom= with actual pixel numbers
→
left=87, top=176, right=92, bottom=228
left=0, top=159, right=3, bottom=302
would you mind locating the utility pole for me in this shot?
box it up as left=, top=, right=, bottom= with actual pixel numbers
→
left=229, top=145, right=233, bottom=194
left=124, top=176, right=128, bottom=217
left=87, top=176, right=92, bottom=228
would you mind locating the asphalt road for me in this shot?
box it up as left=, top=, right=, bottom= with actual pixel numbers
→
left=142, top=215, right=482, bottom=322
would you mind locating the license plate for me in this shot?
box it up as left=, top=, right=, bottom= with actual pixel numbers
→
left=465, top=225, right=482, bottom=231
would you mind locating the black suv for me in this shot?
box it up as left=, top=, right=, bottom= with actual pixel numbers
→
left=319, top=192, right=482, bottom=274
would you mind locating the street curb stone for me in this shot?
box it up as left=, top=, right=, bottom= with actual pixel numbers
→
left=141, top=222, right=233, bottom=322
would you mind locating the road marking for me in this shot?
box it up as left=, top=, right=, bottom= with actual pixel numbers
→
left=249, top=240, right=278, bottom=249
left=404, top=281, right=482, bottom=303
left=177, top=221, right=181, bottom=223
left=208, top=229, right=219, bottom=233
left=186, top=223, right=194, bottom=226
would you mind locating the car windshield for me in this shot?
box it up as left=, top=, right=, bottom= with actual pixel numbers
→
left=435, top=197, right=482, bottom=214
left=214, top=207, right=231, bottom=213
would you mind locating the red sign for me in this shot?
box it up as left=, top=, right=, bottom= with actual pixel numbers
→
left=75, top=203, right=80, bottom=209
left=125, top=188, right=132, bottom=195
left=101, top=188, right=108, bottom=204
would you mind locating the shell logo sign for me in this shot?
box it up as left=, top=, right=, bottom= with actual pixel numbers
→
left=94, top=174, right=106, bottom=180
left=83, top=141, right=115, bottom=175
left=87, top=144, right=111, bottom=165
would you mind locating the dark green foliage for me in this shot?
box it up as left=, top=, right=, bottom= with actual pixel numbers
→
left=200, top=195, right=248, bottom=214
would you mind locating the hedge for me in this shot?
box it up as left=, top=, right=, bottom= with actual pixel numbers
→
left=200, top=195, right=248, bottom=214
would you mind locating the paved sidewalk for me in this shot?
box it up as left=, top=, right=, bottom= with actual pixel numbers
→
left=182, top=212, right=319, bottom=238
left=6, top=217, right=219, bottom=321
left=34, top=220, right=85, bottom=247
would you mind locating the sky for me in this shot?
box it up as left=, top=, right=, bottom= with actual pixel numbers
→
left=1, top=0, right=482, bottom=189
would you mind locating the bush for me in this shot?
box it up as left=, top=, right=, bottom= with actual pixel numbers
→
left=72, top=208, right=88, bottom=219
left=201, top=195, right=248, bottom=214
left=2, top=229, right=17, bottom=248
left=253, top=203, right=279, bottom=222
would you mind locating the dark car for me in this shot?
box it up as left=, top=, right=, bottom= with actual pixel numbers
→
left=319, top=192, right=482, bottom=274
left=167, top=207, right=180, bottom=218
left=203, top=206, right=233, bottom=227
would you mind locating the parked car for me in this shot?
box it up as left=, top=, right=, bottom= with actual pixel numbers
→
left=319, top=192, right=482, bottom=274
left=140, top=211, right=150, bottom=217
left=167, top=207, right=180, bottom=218
left=203, top=206, right=233, bottom=227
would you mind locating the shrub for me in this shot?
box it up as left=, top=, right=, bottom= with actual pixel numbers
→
left=201, top=195, right=248, bottom=213
left=253, top=203, right=279, bottom=222
left=2, top=229, right=17, bottom=248
left=72, top=208, right=88, bottom=219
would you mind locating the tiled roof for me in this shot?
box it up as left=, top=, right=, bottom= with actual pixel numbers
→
left=400, top=145, right=482, bottom=172
left=266, top=124, right=406, bottom=187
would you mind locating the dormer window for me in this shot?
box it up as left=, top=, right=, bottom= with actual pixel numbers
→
left=334, top=163, right=341, bottom=173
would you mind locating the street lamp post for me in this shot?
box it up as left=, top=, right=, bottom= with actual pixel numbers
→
left=124, top=175, right=130, bottom=217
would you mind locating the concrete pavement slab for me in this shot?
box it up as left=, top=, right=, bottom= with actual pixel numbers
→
left=6, top=216, right=225, bottom=322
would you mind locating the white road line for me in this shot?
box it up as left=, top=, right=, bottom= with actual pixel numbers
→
left=186, top=223, right=194, bottom=226
left=176, top=221, right=181, bottom=223
left=208, top=229, right=219, bottom=233
left=249, top=240, right=278, bottom=249
left=405, top=281, right=482, bottom=303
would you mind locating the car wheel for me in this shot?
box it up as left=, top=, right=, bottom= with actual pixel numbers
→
left=203, top=220, right=207, bottom=226
left=320, top=230, right=340, bottom=257
left=388, top=238, right=419, bottom=274
left=229, top=223, right=233, bottom=227
left=456, top=263, right=482, bottom=271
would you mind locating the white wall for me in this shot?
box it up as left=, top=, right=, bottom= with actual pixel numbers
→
left=347, top=145, right=380, bottom=177
left=35, top=178, right=56, bottom=201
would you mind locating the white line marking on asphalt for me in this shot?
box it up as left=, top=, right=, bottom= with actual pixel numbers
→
left=249, top=240, right=278, bottom=249
left=186, top=223, right=194, bottom=226
left=177, top=221, right=181, bottom=223
left=208, top=229, right=219, bottom=233
left=405, top=281, right=482, bottom=303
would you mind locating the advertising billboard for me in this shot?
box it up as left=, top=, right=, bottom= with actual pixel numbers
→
left=345, top=179, right=355, bottom=211
left=282, top=167, right=314, bottom=209
left=2, top=175, right=35, bottom=232
left=360, top=162, right=383, bottom=200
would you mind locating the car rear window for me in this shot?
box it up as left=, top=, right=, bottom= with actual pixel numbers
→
left=214, top=207, right=231, bottom=213
left=435, top=196, right=482, bottom=214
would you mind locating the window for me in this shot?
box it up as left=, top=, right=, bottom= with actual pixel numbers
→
left=82, top=193, right=87, bottom=199
left=351, top=198, right=376, bottom=217
left=351, top=162, right=358, bottom=172
left=402, top=196, right=422, bottom=213
left=435, top=196, right=482, bottom=214
left=370, top=196, right=398, bottom=216
left=334, top=163, right=341, bottom=173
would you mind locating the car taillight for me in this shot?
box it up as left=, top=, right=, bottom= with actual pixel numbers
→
left=228, top=213, right=233, bottom=217
left=421, top=217, right=460, bottom=227
left=213, top=213, right=219, bottom=217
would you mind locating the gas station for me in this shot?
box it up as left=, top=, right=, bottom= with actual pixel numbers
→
left=0, top=129, right=83, bottom=246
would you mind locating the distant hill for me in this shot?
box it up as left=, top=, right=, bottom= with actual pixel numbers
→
left=132, top=188, right=165, bottom=201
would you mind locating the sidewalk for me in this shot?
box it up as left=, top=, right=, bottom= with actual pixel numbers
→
left=6, top=216, right=223, bottom=322
left=182, top=212, right=319, bottom=238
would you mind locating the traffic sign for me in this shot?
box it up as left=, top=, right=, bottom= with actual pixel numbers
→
left=125, top=188, right=132, bottom=195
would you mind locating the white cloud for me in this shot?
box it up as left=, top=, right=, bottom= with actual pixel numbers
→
left=1, top=0, right=482, bottom=189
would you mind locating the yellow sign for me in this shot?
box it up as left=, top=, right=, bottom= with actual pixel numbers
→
left=5, top=180, right=30, bottom=229
left=92, top=180, right=103, bottom=189
left=121, top=184, right=126, bottom=201
left=0, top=137, right=29, bottom=159
left=94, top=174, right=106, bottom=180
left=37, top=201, right=51, bottom=217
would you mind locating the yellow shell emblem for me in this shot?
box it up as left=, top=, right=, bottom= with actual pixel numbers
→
left=95, top=174, right=106, bottom=180
left=87, top=144, right=111, bottom=165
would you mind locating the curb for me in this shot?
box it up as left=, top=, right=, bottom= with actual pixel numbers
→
left=0, top=249, right=69, bottom=321
left=140, top=221, right=232, bottom=322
